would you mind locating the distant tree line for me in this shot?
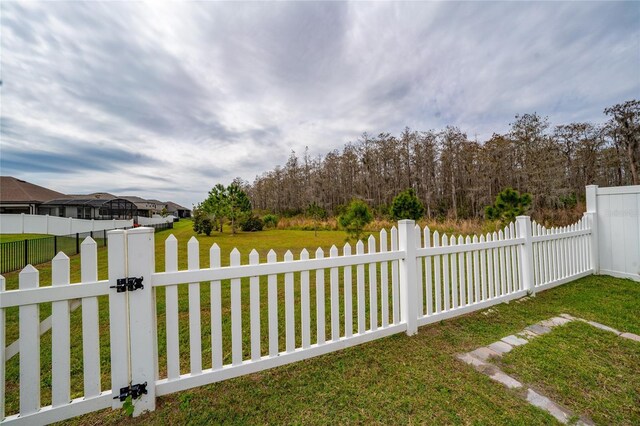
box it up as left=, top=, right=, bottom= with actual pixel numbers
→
left=244, top=100, right=639, bottom=219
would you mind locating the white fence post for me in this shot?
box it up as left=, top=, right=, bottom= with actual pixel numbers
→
left=585, top=185, right=599, bottom=274
left=585, top=211, right=598, bottom=274
left=516, top=216, right=535, bottom=295
left=107, top=230, right=130, bottom=409
left=125, top=227, right=157, bottom=416
left=398, top=220, right=417, bottom=336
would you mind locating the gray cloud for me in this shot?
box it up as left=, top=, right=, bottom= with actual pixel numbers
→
left=1, top=1, right=638, bottom=208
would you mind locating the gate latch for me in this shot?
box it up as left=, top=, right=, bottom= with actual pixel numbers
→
left=110, top=276, right=144, bottom=293
left=114, top=382, right=148, bottom=402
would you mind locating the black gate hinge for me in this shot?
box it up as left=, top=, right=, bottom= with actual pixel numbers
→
left=114, top=382, right=148, bottom=402
left=110, top=276, right=144, bottom=292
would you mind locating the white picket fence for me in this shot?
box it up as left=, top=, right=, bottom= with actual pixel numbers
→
left=0, top=214, right=596, bottom=424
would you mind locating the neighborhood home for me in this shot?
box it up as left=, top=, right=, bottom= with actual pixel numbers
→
left=165, top=201, right=192, bottom=218
left=121, top=196, right=164, bottom=218
left=0, top=176, right=66, bottom=214
left=0, top=176, right=191, bottom=220
left=39, top=196, right=138, bottom=220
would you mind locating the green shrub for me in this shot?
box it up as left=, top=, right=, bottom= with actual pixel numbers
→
left=241, top=216, right=264, bottom=232
left=262, top=214, right=279, bottom=228
left=338, top=199, right=373, bottom=241
left=485, top=188, right=532, bottom=224
left=201, top=218, right=213, bottom=236
left=390, top=188, right=425, bottom=220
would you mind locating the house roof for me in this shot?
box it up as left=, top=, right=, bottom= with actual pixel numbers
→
left=41, top=197, right=136, bottom=208
left=165, top=201, right=190, bottom=212
left=67, top=192, right=117, bottom=200
left=0, top=176, right=67, bottom=203
left=120, top=196, right=160, bottom=210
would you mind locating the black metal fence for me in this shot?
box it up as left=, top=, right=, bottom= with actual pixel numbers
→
left=0, top=222, right=173, bottom=274
left=0, top=230, right=107, bottom=274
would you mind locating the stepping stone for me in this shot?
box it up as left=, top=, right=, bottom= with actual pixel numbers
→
left=517, top=329, right=538, bottom=339
left=469, top=347, right=500, bottom=361
left=548, top=316, right=572, bottom=326
left=456, top=353, right=488, bottom=368
left=586, top=321, right=621, bottom=335
left=525, top=324, right=552, bottom=336
left=539, top=319, right=558, bottom=328
left=489, top=369, right=522, bottom=389
left=526, top=389, right=574, bottom=424
left=488, top=341, right=513, bottom=354
left=559, top=313, right=577, bottom=320
left=620, top=332, right=640, bottom=342
left=501, top=335, right=528, bottom=347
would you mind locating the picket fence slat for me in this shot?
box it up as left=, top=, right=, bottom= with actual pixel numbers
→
left=230, top=249, right=242, bottom=366
left=250, top=250, right=261, bottom=360
left=330, top=246, right=339, bottom=340
left=315, top=248, right=326, bottom=344
left=19, top=265, right=40, bottom=415
left=450, top=237, right=458, bottom=309
left=80, top=238, right=101, bottom=398
left=504, top=228, right=513, bottom=295
left=267, top=250, right=278, bottom=357
left=423, top=227, right=433, bottom=316
left=415, top=226, right=423, bottom=316
left=440, top=235, right=449, bottom=311
left=210, top=244, right=223, bottom=369
left=473, top=236, right=480, bottom=301
left=391, top=227, right=399, bottom=324
left=368, top=236, right=378, bottom=331
left=188, top=238, right=202, bottom=374
left=343, top=244, right=353, bottom=337
left=165, top=236, right=180, bottom=379
left=356, top=242, right=365, bottom=334
left=301, top=249, right=311, bottom=347
left=51, top=253, right=71, bottom=407
left=490, top=233, right=497, bottom=297
left=380, top=230, right=389, bottom=327
left=433, top=231, right=441, bottom=313
left=284, top=251, right=294, bottom=353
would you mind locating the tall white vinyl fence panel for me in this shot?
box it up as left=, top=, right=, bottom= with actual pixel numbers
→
left=0, top=215, right=596, bottom=424
left=588, top=185, right=640, bottom=281
left=0, top=214, right=132, bottom=236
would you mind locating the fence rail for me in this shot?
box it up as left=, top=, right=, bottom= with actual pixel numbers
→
left=0, top=214, right=596, bottom=424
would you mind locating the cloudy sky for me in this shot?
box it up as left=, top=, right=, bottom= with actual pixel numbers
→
left=1, top=1, right=638, bottom=208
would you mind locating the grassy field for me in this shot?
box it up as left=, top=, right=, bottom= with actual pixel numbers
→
left=2, top=220, right=639, bottom=424
left=500, top=321, right=640, bottom=425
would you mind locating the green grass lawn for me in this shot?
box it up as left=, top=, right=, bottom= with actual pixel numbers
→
left=2, top=220, right=639, bottom=424
left=500, top=321, right=640, bottom=425
left=0, top=234, right=51, bottom=243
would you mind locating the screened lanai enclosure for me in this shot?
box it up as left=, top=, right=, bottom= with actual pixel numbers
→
left=38, top=198, right=137, bottom=220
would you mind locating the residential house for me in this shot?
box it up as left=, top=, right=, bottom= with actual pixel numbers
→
left=0, top=176, right=67, bottom=214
